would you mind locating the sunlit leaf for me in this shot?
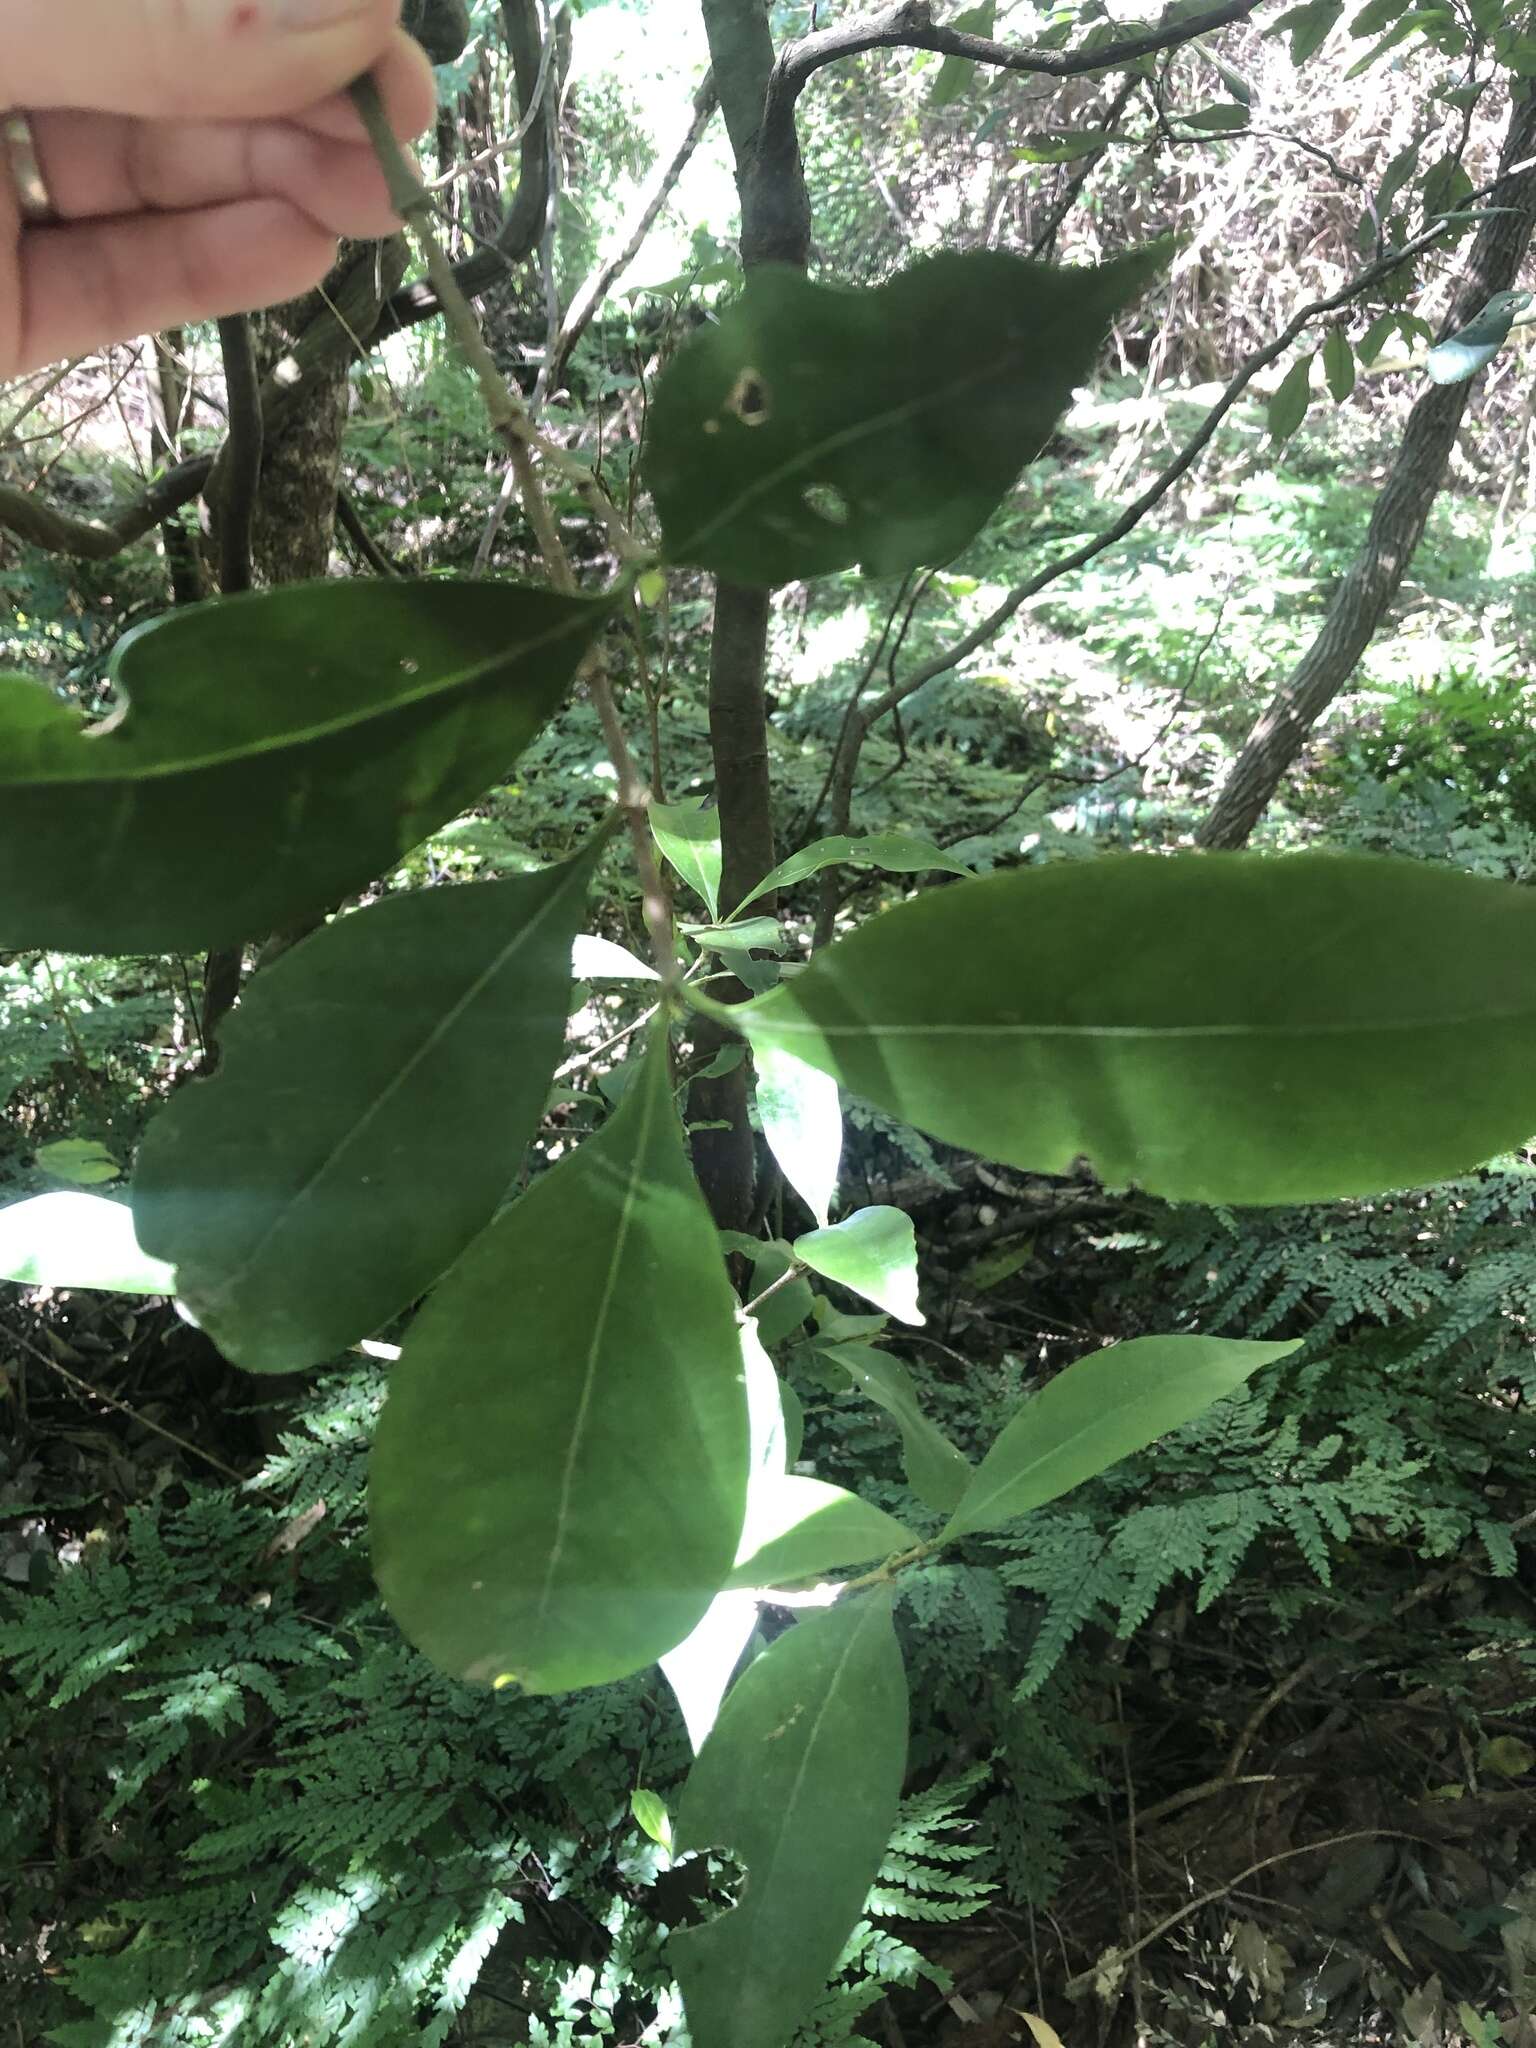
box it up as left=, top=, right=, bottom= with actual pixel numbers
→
left=713, top=852, right=1536, bottom=1205
left=942, top=1336, right=1298, bottom=1540
left=820, top=1342, right=972, bottom=1512
left=35, top=1138, right=120, bottom=1186
left=572, top=931, right=662, bottom=981
left=651, top=797, right=722, bottom=919
left=631, top=1789, right=673, bottom=1851
left=0, top=581, right=609, bottom=953
left=369, top=1026, right=748, bottom=1693
left=0, top=1192, right=176, bottom=1294
left=682, top=916, right=785, bottom=953
left=755, top=1043, right=842, bottom=1228
left=725, top=1474, right=914, bottom=1590
left=672, top=1593, right=908, bottom=2048
left=794, top=1206, right=923, bottom=1325
left=738, top=830, right=972, bottom=911
left=134, top=849, right=599, bottom=1372
left=646, top=244, right=1169, bottom=584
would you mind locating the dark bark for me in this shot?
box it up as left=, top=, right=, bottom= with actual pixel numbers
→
left=689, top=0, right=812, bottom=1231
left=1197, top=86, right=1536, bottom=851
left=147, top=332, right=206, bottom=605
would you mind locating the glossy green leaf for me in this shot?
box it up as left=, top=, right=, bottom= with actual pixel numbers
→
left=0, top=1192, right=176, bottom=1294
left=672, top=1593, right=908, bottom=2048
left=651, top=798, right=722, bottom=919
left=36, top=1138, right=120, bottom=1186
left=930, top=0, right=995, bottom=105
left=794, top=1206, right=924, bottom=1326
left=133, top=850, right=598, bottom=1373
left=1268, top=355, right=1314, bottom=441
left=682, top=916, right=785, bottom=953
left=646, top=244, right=1169, bottom=585
left=738, top=831, right=972, bottom=911
left=1322, top=325, right=1357, bottom=401
left=716, top=852, right=1536, bottom=1205
left=821, top=1342, right=972, bottom=1513
left=0, top=581, right=609, bottom=954
left=725, top=1475, right=914, bottom=1590
left=738, top=1238, right=816, bottom=1346
left=755, top=1043, right=842, bottom=1228
left=369, top=1026, right=748, bottom=1693
left=943, top=1335, right=1298, bottom=1539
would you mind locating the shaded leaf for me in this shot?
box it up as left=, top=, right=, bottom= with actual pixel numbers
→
left=0, top=1192, right=175, bottom=1294
left=795, top=1206, right=924, bottom=1325
left=930, top=1, right=995, bottom=106
left=1323, top=325, right=1357, bottom=400
left=683, top=916, right=785, bottom=953
left=821, top=1342, right=972, bottom=1513
left=725, top=1474, right=914, bottom=1589
left=755, top=1043, right=842, bottom=1228
left=1268, top=355, right=1314, bottom=441
left=0, top=581, right=608, bottom=953
left=651, top=798, right=722, bottom=919
left=943, top=1335, right=1297, bottom=1539
left=1181, top=102, right=1249, bottom=130
left=672, top=1593, right=908, bottom=2048
left=714, top=852, right=1536, bottom=1205
left=646, top=244, right=1169, bottom=585
left=369, top=1026, right=748, bottom=1692
left=1269, top=0, right=1344, bottom=61
left=1012, top=130, right=1110, bottom=162
left=134, top=851, right=598, bottom=1372
left=739, top=830, right=972, bottom=911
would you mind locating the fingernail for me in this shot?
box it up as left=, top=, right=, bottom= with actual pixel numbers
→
left=274, top=0, right=374, bottom=28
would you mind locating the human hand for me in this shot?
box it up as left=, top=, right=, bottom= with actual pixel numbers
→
left=1, top=0, right=436, bottom=380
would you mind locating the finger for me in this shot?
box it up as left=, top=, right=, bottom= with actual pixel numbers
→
left=290, top=31, right=436, bottom=143
left=16, top=198, right=340, bottom=370
left=2, top=0, right=406, bottom=122
left=25, top=115, right=411, bottom=240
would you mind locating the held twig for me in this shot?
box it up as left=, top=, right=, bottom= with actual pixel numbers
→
left=350, top=72, right=676, bottom=989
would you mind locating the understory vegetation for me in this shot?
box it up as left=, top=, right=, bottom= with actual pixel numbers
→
left=3, top=1, right=1535, bottom=2045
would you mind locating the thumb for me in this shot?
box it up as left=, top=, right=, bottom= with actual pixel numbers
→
left=4, top=0, right=406, bottom=120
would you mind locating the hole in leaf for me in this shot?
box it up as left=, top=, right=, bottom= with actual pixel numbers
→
left=725, top=368, right=772, bottom=426
left=802, top=482, right=850, bottom=527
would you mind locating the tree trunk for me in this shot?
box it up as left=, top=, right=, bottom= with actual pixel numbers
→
left=1197, top=87, right=1536, bottom=852
left=690, top=0, right=813, bottom=1230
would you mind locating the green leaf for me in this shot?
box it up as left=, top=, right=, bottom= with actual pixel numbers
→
left=794, top=1206, right=924, bottom=1326
left=651, top=798, right=722, bottom=920
left=739, top=831, right=972, bottom=911
left=930, top=1, right=995, bottom=106
left=0, top=1192, right=176, bottom=1294
left=133, top=850, right=598, bottom=1373
left=1349, top=0, right=1406, bottom=32
left=943, top=1335, right=1297, bottom=1540
left=1322, top=326, right=1357, bottom=401
left=755, top=1043, right=842, bottom=1228
left=740, top=1239, right=817, bottom=1346
left=631, top=1788, right=674, bottom=1850
left=369, top=1025, right=748, bottom=1693
left=1268, top=355, right=1314, bottom=441
left=1269, top=0, right=1344, bottom=61
left=725, top=1475, right=915, bottom=1589
left=0, top=581, right=609, bottom=954
left=713, top=851, right=1536, bottom=1205
left=682, top=916, right=785, bottom=953
left=672, top=1593, right=908, bottom=2048
left=1180, top=102, right=1249, bottom=131
left=1012, top=130, right=1111, bottom=162
left=646, top=244, right=1169, bottom=585
left=1357, top=311, right=1399, bottom=363
left=821, top=1342, right=972, bottom=1513
left=35, top=1138, right=120, bottom=1186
